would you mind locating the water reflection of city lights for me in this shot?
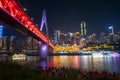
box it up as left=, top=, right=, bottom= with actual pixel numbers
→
left=92, top=52, right=103, bottom=57
left=73, top=56, right=80, bottom=68
left=107, top=52, right=120, bottom=57
left=80, top=56, right=90, bottom=70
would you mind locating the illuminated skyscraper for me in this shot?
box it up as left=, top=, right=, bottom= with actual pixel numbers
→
left=80, top=21, right=86, bottom=36
left=109, top=33, right=114, bottom=44
left=26, top=37, right=32, bottom=50
left=32, top=38, right=39, bottom=50
left=108, top=26, right=114, bottom=35
left=100, top=32, right=105, bottom=42
left=0, top=26, right=3, bottom=49
left=0, top=26, right=3, bottom=37
left=54, top=30, right=60, bottom=44
left=9, top=36, right=15, bottom=51
left=0, top=38, right=2, bottom=49
left=118, top=31, right=120, bottom=39
left=114, top=35, right=118, bottom=41
left=3, top=37, right=7, bottom=50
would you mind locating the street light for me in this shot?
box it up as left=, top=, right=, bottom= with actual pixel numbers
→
left=108, top=26, right=114, bottom=35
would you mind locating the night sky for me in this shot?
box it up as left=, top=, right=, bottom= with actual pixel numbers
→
left=1, top=0, right=120, bottom=38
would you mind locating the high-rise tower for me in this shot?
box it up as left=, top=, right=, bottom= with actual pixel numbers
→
left=9, top=36, right=15, bottom=51
left=0, top=26, right=3, bottom=49
left=0, top=26, right=3, bottom=37
left=80, top=21, right=86, bottom=36
left=54, top=30, right=60, bottom=44
left=2, top=37, right=7, bottom=50
left=118, top=31, right=120, bottom=40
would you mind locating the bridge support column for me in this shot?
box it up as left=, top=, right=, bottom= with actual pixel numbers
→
left=39, top=42, right=48, bottom=60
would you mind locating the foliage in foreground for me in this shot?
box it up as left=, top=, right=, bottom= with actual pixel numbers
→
left=0, top=61, right=61, bottom=80
left=0, top=61, right=120, bottom=80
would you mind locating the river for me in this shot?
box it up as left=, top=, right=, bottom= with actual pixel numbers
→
left=3, top=51, right=120, bottom=73
left=33, top=52, right=120, bottom=73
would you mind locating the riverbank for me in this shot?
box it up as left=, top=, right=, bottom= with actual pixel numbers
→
left=48, top=51, right=120, bottom=56
left=0, top=61, right=120, bottom=80
left=48, top=52, right=91, bottom=56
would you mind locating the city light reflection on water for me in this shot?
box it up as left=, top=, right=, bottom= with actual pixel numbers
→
left=8, top=52, right=120, bottom=73
left=47, top=53, right=120, bottom=73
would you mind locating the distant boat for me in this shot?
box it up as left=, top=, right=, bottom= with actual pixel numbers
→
left=12, top=53, right=26, bottom=60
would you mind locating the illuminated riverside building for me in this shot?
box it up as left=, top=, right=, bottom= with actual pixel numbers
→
left=108, top=33, right=114, bottom=44
left=0, top=38, right=2, bottom=50
left=118, top=31, right=120, bottom=39
left=0, top=26, right=3, bottom=37
left=53, top=30, right=60, bottom=44
left=53, top=30, right=77, bottom=45
left=2, top=36, right=7, bottom=50
left=88, top=33, right=96, bottom=42
left=59, top=32, right=65, bottom=45
left=53, top=44, right=80, bottom=53
left=26, top=37, right=39, bottom=50
left=53, top=30, right=86, bottom=46
left=26, top=37, right=33, bottom=50
left=59, top=32, right=81, bottom=45
left=32, top=38, right=39, bottom=50
left=63, top=32, right=76, bottom=45
left=67, top=32, right=74, bottom=43
left=9, top=36, right=15, bottom=51
left=26, top=37, right=32, bottom=50
left=0, top=26, right=16, bottom=51
left=59, top=32, right=73, bottom=45
left=114, top=35, right=118, bottom=41
left=0, top=26, right=3, bottom=49
left=100, top=32, right=105, bottom=42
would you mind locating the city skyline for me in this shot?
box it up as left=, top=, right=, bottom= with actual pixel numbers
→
left=18, top=0, right=120, bottom=35
left=0, top=0, right=120, bottom=38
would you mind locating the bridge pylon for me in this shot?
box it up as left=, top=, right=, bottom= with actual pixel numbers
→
left=39, top=10, right=49, bottom=60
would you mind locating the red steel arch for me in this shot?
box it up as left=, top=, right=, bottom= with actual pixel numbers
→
left=0, top=0, right=54, bottom=49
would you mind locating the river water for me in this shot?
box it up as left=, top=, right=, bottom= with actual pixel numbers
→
left=35, top=52, right=120, bottom=73
left=4, top=51, right=120, bottom=73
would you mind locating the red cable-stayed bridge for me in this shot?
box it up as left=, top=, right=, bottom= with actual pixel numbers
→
left=0, top=0, right=54, bottom=51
